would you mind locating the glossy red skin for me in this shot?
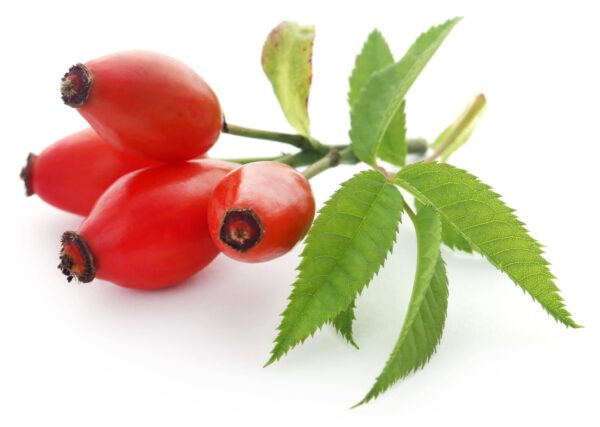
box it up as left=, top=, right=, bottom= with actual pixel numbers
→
left=208, top=161, right=315, bottom=263
left=78, top=160, right=235, bottom=289
left=28, top=128, right=158, bottom=216
left=78, top=50, right=223, bottom=161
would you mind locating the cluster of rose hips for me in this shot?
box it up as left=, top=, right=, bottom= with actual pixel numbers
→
left=22, top=51, right=316, bottom=290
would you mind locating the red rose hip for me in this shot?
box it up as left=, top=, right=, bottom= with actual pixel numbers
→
left=59, top=160, right=235, bottom=289
left=21, top=128, right=158, bottom=216
left=60, top=50, right=223, bottom=162
left=208, top=161, right=315, bottom=263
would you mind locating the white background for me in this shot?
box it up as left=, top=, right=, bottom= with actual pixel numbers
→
left=0, top=1, right=598, bottom=425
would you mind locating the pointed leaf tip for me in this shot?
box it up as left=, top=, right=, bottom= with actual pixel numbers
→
left=268, top=171, right=404, bottom=362
left=331, top=301, right=360, bottom=348
left=396, top=162, right=579, bottom=328
left=347, top=28, right=408, bottom=166
left=263, top=357, right=276, bottom=368
left=358, top=205, right=448, bottom=404
left=350, top=17, right=461, bottom=166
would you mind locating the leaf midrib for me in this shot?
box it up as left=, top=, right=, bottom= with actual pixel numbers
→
left=292, top=174, right=397, bottom=331
left=278, top=37, right=295, bottom=121
left=397, top=212, right=441, bottom=345
left=367, top=21, right=458, bottom=163
left=397, top=177, right=509, bottom=266
left=395, top=176, right=570, bottom=319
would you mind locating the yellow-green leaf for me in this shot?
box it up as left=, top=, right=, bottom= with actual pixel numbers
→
left=430, top=93, right=487, bottom=161
left=262, top=21, right=314, bottom=138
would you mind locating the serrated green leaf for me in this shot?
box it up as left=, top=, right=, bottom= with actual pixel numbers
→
left=348, top=30, right=394, bottom=107
left=356, top=205, right=448, bottom=406
left=348, top=30, right=407, bottom=166
left=441, top=220, right=475, bottom=253
left=431, top=94, right=487, bottom=161
left=395, top=162, right=580, bottom=327
left=350, top=17, right=461, bottom=166
left=262, top=21, right=314, bottom=138
left=331, top=31, right=408, bottom=345
left=416, top=199, right=474, bottom=253
left=331, top=301, right=359, bottom=349
left=266, top=171, right=404, bottom=365
left=378, top=103, right=407, bottom=166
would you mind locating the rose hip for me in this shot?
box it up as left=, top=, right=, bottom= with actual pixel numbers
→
left=60, top=50, right=223, bottom=162
left=208, top=161, right=315, bottom=263
left=21, top=128, right=159, bottom=216
left=59, top=160, right=235, bottom=290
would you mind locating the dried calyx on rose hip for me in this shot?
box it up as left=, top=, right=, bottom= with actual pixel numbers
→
left=59, top=160, right=235, bottom=290
left=208, top=161, right=316, bottom=263
left=61, top=50, right=223, bottom=162
left=20, top=128, right=158, bottom=216
left=60, top=231, right=95, bottom=283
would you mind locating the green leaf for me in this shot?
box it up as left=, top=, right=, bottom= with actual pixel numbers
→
left=395, top=162, right=580, bottom=328
left=331, top=301, right=359, bottom=349
left=331, top=31, right=408, bottom=345
left=348, top=30, right=394, bottom=108
left=350, top=17, right=461, bottom=166
left=378, top=103, right=407, bottom=166
left=441, top=220, right=475, bottom=253
left=266, top=171, right=404, bottom=365
left=431, top=94, right=487, bottom=161
left=356, top=205, right=448, bottom=406
left=262, top=21, right=314, bottom=138
left=416, top=199, right=474, bottom=253
left=348, top=30, right=407, bottom=166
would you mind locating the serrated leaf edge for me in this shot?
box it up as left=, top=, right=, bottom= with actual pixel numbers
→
left=396, top=163, right=581, bottom=328
left=266, top=171, right=405, bottom=366
left=354, top=206, right=448, bottom=406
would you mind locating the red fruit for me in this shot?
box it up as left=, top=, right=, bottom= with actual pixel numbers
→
left=208, top=161, right=315, bottom=263
left=59, top=160, right=235, bottom=290
left=60, top=50, right=223, bottom=162
left=21, top=128, right=158, bottom=216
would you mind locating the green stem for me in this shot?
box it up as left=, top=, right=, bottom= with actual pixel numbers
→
left=223, top=122, right=325, bottom=152
left=407, top=138, right=428, bottom=155
left=403, top=202, right=417, bottom=222
left=278, top=150, right=325, bottom=167
left=213, top=150, right=324, bottom=168
left=222, top=122, right=430, bottom=179
left=224, top=122, right=428, bottom=155
left=302, top=147, right=356, bottom=180
left=215, top=154, right=289, bottom=165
